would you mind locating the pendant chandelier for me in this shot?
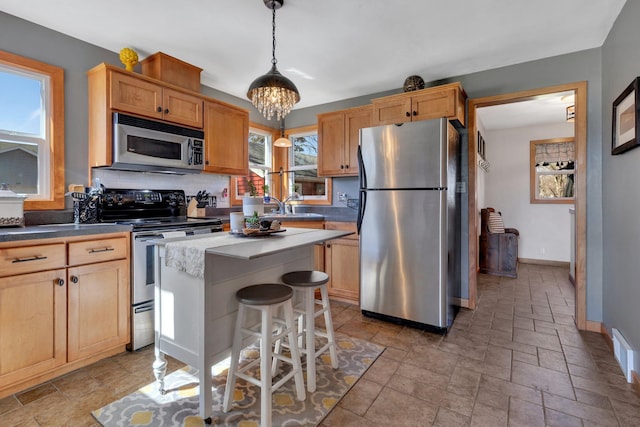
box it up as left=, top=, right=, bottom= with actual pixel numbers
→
left=247, top=0, right=300, bottom=121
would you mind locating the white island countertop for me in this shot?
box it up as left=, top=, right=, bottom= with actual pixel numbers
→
left=159, top=227, right=353, bottom=278
left=206, top=227, right=352, bottom=259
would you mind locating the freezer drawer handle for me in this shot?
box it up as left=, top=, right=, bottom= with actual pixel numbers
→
left=88, top=247, right=115, bottom=254
left=135, top=305, right=153, bottom=314
left=12, top=255, right=48, bottom=263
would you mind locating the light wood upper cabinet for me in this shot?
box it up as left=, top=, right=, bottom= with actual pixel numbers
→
left=203, top=100, right=249, bottom=176
left=110, top=71, right=203, bottom=128
left=88, top=63, right=204, bottom=168
left=110, top=71, right=163, bottom=120
left=371, top=82, right=466, bottom=127
left=318, top=105, right=371, bottom=176
left=161, top=87, right=204, bottom=128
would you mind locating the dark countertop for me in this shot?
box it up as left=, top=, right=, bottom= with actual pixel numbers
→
left=0, top=223, right=132, bottom=243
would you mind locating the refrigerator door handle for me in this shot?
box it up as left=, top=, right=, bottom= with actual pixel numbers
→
left=357, top=190, right=366, bottom=235
left=358, top=145, right=367, bottom=190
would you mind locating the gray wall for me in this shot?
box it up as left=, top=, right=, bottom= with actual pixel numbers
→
left=601, top=0, right=640, bottom=372
left=2, top=10, right=609, bottom=324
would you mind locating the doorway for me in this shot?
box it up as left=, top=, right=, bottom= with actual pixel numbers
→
left=467, top=81, right=590, bottom=331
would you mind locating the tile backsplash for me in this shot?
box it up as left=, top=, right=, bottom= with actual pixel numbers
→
left=92, top=169, right=231, bottom=208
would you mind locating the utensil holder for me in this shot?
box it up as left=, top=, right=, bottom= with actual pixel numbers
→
left=72, top=193, right=101, bottom=224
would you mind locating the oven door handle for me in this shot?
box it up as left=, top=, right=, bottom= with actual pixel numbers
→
left=134, top=235, right=165, bottom=242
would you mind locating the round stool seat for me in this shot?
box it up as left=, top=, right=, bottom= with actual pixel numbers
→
left=281, top=270, right=329, bottom=287
left=236, top=284, right=293, bottom=305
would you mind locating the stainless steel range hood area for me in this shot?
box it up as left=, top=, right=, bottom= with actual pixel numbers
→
left=97, top=163, right=202, bottom=175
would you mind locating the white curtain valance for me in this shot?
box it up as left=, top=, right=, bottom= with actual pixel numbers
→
left=535, top=142, right=575, bottom=163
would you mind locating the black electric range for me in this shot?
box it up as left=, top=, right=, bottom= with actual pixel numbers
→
left=100, top=188, right=223, bottom=231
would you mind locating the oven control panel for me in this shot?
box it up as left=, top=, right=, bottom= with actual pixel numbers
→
left=102, top=189, right=186, bottom=208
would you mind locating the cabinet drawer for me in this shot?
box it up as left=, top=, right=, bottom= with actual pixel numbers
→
left=68, top=237, right=127, bottom=266
left=0, top=243, right=66, bottom=277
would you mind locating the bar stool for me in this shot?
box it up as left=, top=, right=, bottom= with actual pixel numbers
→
left=223, top=284, right=305, bottom=427
left=278, top=270, right=338, bottom=393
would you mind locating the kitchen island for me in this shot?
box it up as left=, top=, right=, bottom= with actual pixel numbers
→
left=152, top=227, right=352, bottom=423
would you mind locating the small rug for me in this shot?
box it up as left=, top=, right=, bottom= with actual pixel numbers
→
left=92, top=334, right=384, bottom=426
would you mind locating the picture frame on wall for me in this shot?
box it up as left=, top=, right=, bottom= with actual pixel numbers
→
left=612, top=77, right=640, bottom=155
left=477, top=131, right=486, bottom=160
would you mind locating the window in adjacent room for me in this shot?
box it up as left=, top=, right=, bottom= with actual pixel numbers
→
left=530, top=137, right=575, bottom=204
left=287, top=126, right=331, bottom=204
left=0, top=51, right=64, bottom=210
left=232, top=126, right=272, bottom=200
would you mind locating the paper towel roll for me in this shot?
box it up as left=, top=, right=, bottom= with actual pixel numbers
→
left=230, top=212, right=244, bottom=232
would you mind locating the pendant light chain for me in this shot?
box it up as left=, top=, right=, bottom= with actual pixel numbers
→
left=247, top=0, right=300, bottom=121
left=271, top=3, right=277, bottom=66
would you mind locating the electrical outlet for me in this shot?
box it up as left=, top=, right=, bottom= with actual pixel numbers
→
left=338, top=192, right=347, bottom=202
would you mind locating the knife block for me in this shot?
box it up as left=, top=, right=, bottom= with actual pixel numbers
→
left=187, top=199, right=206, bottom=218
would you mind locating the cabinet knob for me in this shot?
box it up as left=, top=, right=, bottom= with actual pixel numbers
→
left=340, top=165, right=344, bottom=169
left=345, top=164, right=349, bottom=169
left=405, top=112, right=411, bottom=117
left=326, top=244, right=331, bottom=248
left=412, top=111, right=417, bottom=116
left=56, top=278, right=65, bottom=287
left=164, top=108, right=169, bottom=114
left=157, top=106, right=162, bottom=113
left=70, top=275, right=79, bottom=284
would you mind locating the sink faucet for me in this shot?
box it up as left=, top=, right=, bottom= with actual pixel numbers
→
left=268, top=194, right=298, bottom=214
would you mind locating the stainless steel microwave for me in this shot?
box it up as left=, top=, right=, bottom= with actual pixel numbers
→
left=112, top=113, right=204, bottom=174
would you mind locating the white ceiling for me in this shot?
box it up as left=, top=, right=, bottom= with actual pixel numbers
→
left=0, top=0, right=626, bottom=111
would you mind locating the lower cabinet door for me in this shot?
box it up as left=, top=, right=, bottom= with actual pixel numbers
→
left=67, top=259, right=129, bottom=361
left=325, top=238, right=360, bottom=304
left=0, top=269, right=67, bottom=387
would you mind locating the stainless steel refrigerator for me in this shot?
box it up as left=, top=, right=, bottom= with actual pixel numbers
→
left=357, top=118, right=460, bottom=330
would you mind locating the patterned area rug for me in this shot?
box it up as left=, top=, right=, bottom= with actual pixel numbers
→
left=92, top=334, right=384, bottom=426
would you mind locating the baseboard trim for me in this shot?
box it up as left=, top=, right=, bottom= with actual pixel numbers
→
left=600, top=324, right=640, bottom=398
left=451, top=297, right=470, bottom=308
left=633, top=371, right=640, bottom=397
left=585, top=320, right=602, bottom=333
left=601, top=324, right=614, bottom=352
left=518, top=258, right=570, bottom=267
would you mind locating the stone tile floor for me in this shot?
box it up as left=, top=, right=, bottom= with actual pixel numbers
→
left=2, top=264, right=639, bottom=426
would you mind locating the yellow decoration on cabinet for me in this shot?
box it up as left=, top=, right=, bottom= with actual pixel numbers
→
left=119, top=47, right=139, bottom=71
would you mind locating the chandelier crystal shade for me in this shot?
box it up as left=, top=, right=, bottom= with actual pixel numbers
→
left=247, top=0, right=300, bottom=121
